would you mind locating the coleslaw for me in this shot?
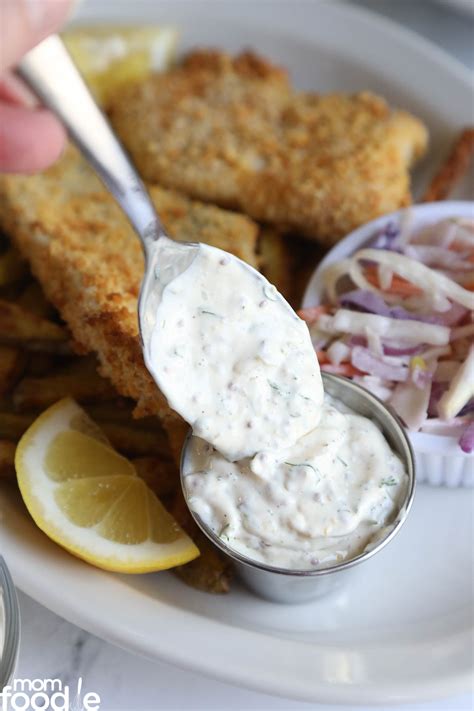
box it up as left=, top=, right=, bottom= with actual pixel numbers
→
left=299, top=214, right=474, bottom=452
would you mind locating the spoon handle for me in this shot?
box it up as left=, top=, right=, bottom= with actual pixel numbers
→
left=18, top=35, right=166, bottom=251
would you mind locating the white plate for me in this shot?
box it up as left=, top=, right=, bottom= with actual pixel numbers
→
left=437, top=0, right=474, bottom=17
left=2, top=0, right=474, bottom=704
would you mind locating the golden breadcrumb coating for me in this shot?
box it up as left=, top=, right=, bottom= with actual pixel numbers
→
left=0, top=148, right=260, bottom=450
left=108, top=49, right=428, bottom=244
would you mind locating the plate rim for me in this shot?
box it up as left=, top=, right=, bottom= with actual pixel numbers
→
left=3, top=0, right=474, bottom=704
left=3, top=489, right=472, bottom=706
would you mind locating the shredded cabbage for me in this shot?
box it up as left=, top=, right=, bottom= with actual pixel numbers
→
left=325, top=309, right=450, bottom=346
left=350, top=249, right=474, bottom=310
left=312, top=214, right=474, bottom=446
left=438, top=347, right=474, bottom=419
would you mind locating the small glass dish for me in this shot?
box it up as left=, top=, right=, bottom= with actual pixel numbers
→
left=181, top=373, right=416, bottom=604
left=0, top=557, right=20, bottom=688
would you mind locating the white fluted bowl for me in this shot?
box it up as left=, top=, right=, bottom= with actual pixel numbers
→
left=303, top=201, right=474, bottom=487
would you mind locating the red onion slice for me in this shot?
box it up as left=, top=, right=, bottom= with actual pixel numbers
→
left=351, top=346, right=408, bottom=382
left=459, top=422, right=474, bottom=453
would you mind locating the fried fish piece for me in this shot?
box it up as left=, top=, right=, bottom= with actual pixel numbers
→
left=170, top=487, right=233, bottom=594
left=0, top=148, right=259, bottom=426
left=108, top=49, right=428, bottom=244
left=0, top=148, right=262, bottom=592
left=0, top=299, right=69, bottom=351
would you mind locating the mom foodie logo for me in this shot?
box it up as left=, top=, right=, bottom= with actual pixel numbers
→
left=0, top=677, right=101, bottom=711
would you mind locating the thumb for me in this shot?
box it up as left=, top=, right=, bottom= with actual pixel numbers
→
left=0, top=0, right=75, bottom=72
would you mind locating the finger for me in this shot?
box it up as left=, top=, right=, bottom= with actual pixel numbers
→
left=0, top=102, right=66, bottom=173
left=0, top=72, right=38, bottom=107
left=0, top=0, right=75, bottom=71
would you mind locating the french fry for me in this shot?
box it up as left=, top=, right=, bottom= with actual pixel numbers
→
left=171, top=489, right=233, bottom=594
left=24, top=352, right=57, bottom=377
left=86, top=402, right=166, bottom=432
left=0, top=299, right=69, bottom=351
left=0, top=345, right=25, bottom=396
left=132, top=456, right=179, bottom=497
left=17, top=282, right=54, bottom=319
left=0, top=247, right=28, bottom=287
left=0, top=413, right=168, bottom=458
left=0, top=440, right=16, bottom=479
left=100, top=422, right=169, bottom=457
left=58, top=354, right=102, bottom=376
left=423, top=128, right=474, bottom=202
left=0, top=412, right=34, bottom=440
left=13, top=371, right=116, bottom=411
left=258, top=228, right=293, bottom=303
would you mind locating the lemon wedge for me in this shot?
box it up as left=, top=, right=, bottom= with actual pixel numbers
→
left=62, top=26, right=177, bottom=103
left=15, top=398, right=199, bottom=573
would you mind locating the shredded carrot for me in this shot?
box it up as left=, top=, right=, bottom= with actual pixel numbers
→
left=449, top=241, right=474, bottom=253
left=321, top=363, right=363, bottom=377
left=363, top=265, right=423, bottom=297
left=316, top=350, right=330, bottom=364
left=297, top=305, right=329, bottom=323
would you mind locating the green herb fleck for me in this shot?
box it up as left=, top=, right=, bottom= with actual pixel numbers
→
left=380, top=477, right=397, bottom=487
left=199, top=308, right=222, bottom=318
left=337, top=456, right=348, bottom=467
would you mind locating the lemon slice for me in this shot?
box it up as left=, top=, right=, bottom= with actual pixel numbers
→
left=15, top=398, right=199, bottom=573
left=62, top=26, right=178, bottom=103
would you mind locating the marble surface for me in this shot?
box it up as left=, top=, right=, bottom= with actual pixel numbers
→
left=8, top=1, right=474, bottom=710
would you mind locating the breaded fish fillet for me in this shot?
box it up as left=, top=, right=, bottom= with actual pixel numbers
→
left=0, top=148, right=259, bottom=441
left=0, top=148, right=268, bottom=592
left=108, top=50, right=428, bottom=244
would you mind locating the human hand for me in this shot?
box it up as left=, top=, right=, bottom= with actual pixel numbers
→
left=0, top=0, right=74, bottom=174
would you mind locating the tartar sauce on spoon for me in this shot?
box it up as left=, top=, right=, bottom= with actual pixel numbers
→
left=149, top=243, right=324, bottom=461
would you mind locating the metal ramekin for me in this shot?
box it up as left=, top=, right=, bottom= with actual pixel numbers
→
left=181, top=373, right=416, bottom=603
left=0, top=557, right=20, bottom=688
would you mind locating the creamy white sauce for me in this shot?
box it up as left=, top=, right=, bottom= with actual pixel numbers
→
left=148, top=241, right=407, bottom=571
left=183, top=394, right=408, bottom=570
left=150, top=244, right=324, bottom=461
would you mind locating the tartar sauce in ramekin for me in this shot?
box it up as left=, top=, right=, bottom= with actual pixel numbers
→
left=183, top=394, right=408, bottom=570
left=149, top=242, right=408, bottom=570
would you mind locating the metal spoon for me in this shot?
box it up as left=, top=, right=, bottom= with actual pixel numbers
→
left=18, top=35, right=203, bottom=354
left=18, top=35, right=307, bottom=454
